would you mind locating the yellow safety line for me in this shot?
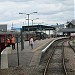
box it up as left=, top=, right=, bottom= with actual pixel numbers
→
left=32, top=40, right=51, bottom=52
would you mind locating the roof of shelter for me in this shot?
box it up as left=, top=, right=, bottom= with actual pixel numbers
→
left=22, top=25, right=55, bottom=31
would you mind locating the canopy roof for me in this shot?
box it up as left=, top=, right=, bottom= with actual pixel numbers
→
left=22, top=25, right=55, bottom=31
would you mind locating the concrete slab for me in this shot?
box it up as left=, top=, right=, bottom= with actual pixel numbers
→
left=1, top=49, right=8, bottom=69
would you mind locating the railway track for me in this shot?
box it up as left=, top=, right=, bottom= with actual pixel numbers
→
left=68, top=41, right=75, bottom=53
left=43, top=40, right=68, bottom=75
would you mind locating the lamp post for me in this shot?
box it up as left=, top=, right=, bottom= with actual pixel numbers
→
left=15, top=34, right=19, bottom=66
left=19, top=12, right=38, bottom=32
left=32, top=18, right=39, bottom=26
left=19, top=12, right=38, bottom=45
left=20, top=28, right=24, bottom=50
left=31, top=18, right=39, bottom=34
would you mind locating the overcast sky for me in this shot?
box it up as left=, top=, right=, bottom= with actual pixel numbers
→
left=0, top=0, right=74, bottom=29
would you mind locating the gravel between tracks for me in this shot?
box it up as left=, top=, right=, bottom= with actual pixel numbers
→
left=64, top=41, right=75, bottom=75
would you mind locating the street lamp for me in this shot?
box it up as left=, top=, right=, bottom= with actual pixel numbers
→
left=31, top=18, right=39, bottom=32
left=19, top=12, right=38, bottom=44
left=15, top=34, right=20, bottom=66
left=19, top=12, right=38, bottom=32
left=32, top=18, right=39, bottom=26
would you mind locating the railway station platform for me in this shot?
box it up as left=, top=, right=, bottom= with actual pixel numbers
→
left=0, top=37, right=75, bottom=75
left=8, top=38, right=54, bottom=67
left=0, top=38, right=54, bottom=75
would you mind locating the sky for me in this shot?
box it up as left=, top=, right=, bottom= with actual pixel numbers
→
left=0, top=0, right=74, bottom=29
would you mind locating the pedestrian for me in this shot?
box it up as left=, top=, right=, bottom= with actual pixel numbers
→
left=30, top=37, right=34, bottom=49
left=11, top=36, right=15, bottom=50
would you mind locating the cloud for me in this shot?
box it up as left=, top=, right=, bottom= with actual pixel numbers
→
left=0, top=0, right=32, bottom=2
left=0, top=0, right=74, bottom=30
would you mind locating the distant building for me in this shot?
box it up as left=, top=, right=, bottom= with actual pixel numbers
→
left=11, top=25, right=21, bottom=32
left=58, top=19, right=75, bottom=36
left=51, top=24, right=64, bottom=36
left=66, top=20, right=75, bottom=28
left=0, top=24, right=7, bottom=31
left=51, top=24, right=64, bottom=28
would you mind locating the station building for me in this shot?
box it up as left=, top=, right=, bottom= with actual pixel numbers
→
left=0, top=24, right=7, bottom=32
left=58, top=20, right=75, bottom=37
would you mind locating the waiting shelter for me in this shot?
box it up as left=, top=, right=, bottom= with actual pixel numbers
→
left=22, top=25, right=55, bottom=35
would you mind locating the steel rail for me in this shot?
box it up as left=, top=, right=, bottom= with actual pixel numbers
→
left=43, top=49, right=55, bottom=75
left=43, top=41, right=58, bottom=75
left=43, top=40, right=69, bottom=75
left=62, top=42, right=69, bottom=75
left=68, top=41, right=75, bottom=53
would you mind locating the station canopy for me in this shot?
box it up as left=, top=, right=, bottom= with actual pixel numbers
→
left=22, top=25, right=55, bottom=31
